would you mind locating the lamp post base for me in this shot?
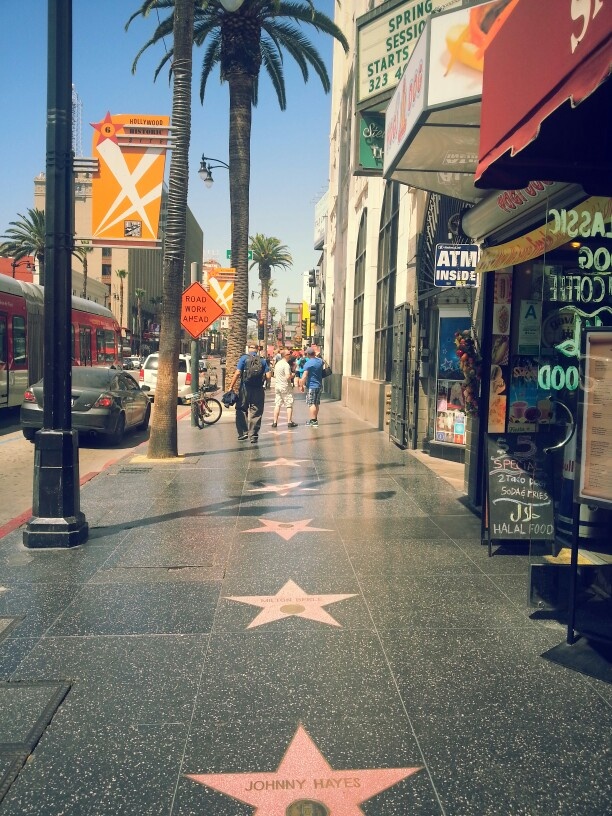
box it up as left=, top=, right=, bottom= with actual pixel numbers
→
left=23, top=429, right=89, bottom=549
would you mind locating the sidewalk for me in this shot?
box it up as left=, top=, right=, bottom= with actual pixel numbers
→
left=0, top=396, right=610, bottom=815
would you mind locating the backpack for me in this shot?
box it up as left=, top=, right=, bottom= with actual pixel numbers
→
left=243, top=354, right=264, bottom=386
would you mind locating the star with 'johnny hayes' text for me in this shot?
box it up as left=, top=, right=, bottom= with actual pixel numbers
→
left=186, top=723, right=422, bottom=814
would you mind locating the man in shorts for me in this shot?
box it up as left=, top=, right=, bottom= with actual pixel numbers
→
left=299, top=347, right=324, bottom=427
left=271, top=349, right=298, bottom=428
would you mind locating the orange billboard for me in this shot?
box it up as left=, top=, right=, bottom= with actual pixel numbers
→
left=206, top=266, right=235, bottom=315
left=90, top=112, right=171, bottom=248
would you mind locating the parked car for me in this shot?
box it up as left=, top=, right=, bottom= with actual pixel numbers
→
left=139, top=353, right=194, bottom=403
left=129, top=356, right=142, bottom=370
left=122, top=357, right=134, bottom=370
left=21, top=367, right=151, bottom=445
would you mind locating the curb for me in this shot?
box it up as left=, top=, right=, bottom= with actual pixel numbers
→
left=0, top=449, right=135, bottom=542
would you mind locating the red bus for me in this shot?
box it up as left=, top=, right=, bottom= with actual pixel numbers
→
left=0, top=276, right=120, bottom=410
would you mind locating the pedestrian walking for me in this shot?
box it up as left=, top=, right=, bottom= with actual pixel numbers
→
left=227, top=342, right=271, bottom=443
left=272, top=349, right=298, bottom=428
left=299, top=346, right=324, bottom=427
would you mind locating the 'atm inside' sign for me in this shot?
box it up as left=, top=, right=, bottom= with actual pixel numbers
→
left=434, top=244, right=479, bottom=288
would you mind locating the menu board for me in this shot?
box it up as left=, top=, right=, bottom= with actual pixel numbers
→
left=487, top=434, right=555, bottom=540
left=577, top=330, right=612, bottom=508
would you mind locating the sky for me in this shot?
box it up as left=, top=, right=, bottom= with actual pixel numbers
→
left=0, top=0, right=337, bottom=312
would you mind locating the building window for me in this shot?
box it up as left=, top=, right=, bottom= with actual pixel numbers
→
left=352, top=210, right=367, bottom=376
left=101, top=247, right=112, bottom=258
left=374, top=183, right=399, bottom=381
left=101, top=264, right=111, bottom=278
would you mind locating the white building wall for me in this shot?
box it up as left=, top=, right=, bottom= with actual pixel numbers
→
left=324, top=0, right=423, bottom=427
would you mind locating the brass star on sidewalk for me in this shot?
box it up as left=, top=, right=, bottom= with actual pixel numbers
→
left=261, top=458, right=309, bottom=468
left=186, top=723, right=423, bottom=814
left=241, top=518, right=333, bottom=541
left=225, top=579, right=357, bottom=628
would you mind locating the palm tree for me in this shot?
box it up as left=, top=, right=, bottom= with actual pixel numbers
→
left=115, top=268, right=128, bottom=339
left=249, top=234, right=292, bottom=334
left=0, top=208, right=46, bottom=285
left=131, top=0, right=195, bottom=458
left=73, top=240, right=93, bottom=299
left=135, top=288, right=146, bottom=354
left=127, top=0, right=348, bottom=386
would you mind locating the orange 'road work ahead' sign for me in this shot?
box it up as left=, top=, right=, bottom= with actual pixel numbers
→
left=181, top=282, right=224, bottom=339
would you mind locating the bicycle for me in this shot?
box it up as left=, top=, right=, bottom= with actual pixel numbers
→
left=188, top=384, right=223, bottom=428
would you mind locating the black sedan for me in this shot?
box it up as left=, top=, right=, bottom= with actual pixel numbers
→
left=21, top=367, right=151, bottom=445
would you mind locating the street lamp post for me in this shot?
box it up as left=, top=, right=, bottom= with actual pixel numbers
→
left=198, top=154, right=230, bottom=189
left=198, top=152, right=230, bottom=387
left=24, top=0, right=88, bottom=549
left=11, top=259, right=35, bottom=278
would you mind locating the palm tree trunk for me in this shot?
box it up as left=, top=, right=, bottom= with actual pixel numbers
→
left=225, top=72, right=253, bottom=388
left=147, top=0, right=193, bottom=458
left=83, top=256, right=88, bottom=299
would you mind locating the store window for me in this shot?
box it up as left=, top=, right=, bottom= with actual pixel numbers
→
left=374, top=183, right=399, bottom=381
left=435, top=309, right=470, bottom=446
left=101, top=247, right=112, bottom=258
left=352, top=210, right=367, bottom=376
left=481, top=196, right=612, bottom=637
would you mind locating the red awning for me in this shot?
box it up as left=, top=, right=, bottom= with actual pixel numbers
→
left=475, top=0, right=611, bottom=193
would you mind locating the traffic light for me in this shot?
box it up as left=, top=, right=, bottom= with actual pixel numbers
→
left=257, top=319, right=265, bottom=340
left=308, top=269, right=316, bottom=288
left=302, top=318, right=308, bottom=337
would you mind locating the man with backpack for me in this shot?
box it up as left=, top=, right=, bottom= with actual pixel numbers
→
left=227, top=342, right=271, bottom=443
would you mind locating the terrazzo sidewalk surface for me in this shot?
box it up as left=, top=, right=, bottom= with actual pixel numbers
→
left=0, top=396, right=610, bottom=815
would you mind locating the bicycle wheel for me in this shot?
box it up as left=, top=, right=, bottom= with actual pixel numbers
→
left=201, top=397, right=222, bottom=425
left=194, top=399, right=205, bottom=429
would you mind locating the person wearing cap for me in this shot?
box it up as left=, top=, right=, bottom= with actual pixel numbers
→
left=299, top=346, right=324, bottom=427
left=271, top=349, right=298, bottom=429
left=227, top=342, right=270, bottom=443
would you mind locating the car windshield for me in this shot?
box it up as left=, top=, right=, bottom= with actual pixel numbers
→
left=70, top=368, right=114, bottom=388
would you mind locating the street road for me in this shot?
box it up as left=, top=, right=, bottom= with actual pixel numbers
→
left=0, top=406, right=154, bottom=530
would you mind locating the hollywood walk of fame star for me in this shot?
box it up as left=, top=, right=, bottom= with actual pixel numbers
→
left=248, top=481, right=309, bottom=497
left=261, top=458, right=309, bottom=468
left=91, top=111, right=123, bottom=145
left=241, top=518, right=333, bottom=541
left=186, top=723, right=423, bottom=815
left=225, top=579, right=357, bottom=628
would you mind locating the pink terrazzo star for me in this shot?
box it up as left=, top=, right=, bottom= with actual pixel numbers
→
left=241, top=518, right=333, bottom=541
left=225, top=579, right=357, bottom=628
left=261, top=458, right=309, bottom=468
left=186, top=723, right=422, bottom=815
left=248, top=481, right=306, bottom=496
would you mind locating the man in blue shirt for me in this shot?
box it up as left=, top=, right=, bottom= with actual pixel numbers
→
left=299, top=347, right=324, bottom=427
left=228, top=342, right=270, bottom=443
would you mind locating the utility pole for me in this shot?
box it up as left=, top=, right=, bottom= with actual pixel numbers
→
left=189, top=262, right=200, bottom=426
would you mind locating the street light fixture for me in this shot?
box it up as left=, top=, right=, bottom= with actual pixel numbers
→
left=10, top=258, right=35, bottom=278
left=198, top=154, right=230, bottom=189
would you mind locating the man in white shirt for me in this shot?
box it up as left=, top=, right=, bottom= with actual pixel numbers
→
left=272, top=349, right=298, bottom=428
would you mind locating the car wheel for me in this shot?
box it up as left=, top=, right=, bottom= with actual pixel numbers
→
left=22, top=428, right=36, bottom=442
left=109, top=414, right=126, bottom=445
left=138, top=404, right=151, bottom=431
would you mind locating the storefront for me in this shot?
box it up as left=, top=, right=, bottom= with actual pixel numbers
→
left=463, top=192, right=612, bottom=645
left=470, top=0, right=611, bottom=652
